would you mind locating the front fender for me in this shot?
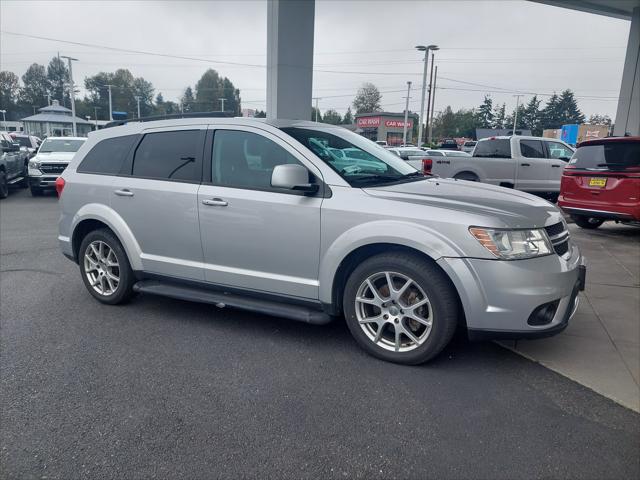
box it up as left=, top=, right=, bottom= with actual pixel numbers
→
left=318, top=220, right=465, bottom=304
left=71, top=203, right=143, bottom=270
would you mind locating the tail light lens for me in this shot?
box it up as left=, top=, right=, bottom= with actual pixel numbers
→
left=422, top=158, right=433, bottom=175
left=55, top=177, right=65, bottom=197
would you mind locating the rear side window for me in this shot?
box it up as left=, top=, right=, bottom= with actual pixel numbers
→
left=132, top=130, right=201, bottom=182
left=520, top=140, right=545, bottom=158
left=569, top=142, right=640, bottom=171
left=474, top=139, right=511, bottom=158
left=78, top=135, right=138, bottom=175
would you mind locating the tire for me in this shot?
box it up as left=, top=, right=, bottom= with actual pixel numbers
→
left=30, top=186, right=43, bottom=197
left=78, top=228, right=135, bottom=305
left=0, top=171, right=8, bottom=199
left=572, top=215, right=604, bottom=229
left=453, top=172, right=479, bottom=182
left=343, top=252, right=459, bottom=365
left=19, top=162, right=29, bottom=188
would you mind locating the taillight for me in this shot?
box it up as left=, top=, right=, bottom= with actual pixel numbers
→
left=422, top=158, right=433, bottom=175
left=55, top=177, right=65, bottom=197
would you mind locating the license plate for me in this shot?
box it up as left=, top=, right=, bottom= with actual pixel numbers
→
left=589, top=178, right=607, bottom=187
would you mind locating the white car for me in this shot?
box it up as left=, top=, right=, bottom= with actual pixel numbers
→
left=389, top=148, right=471, bottom=173
left=461, top=141, right=477, bottom=154
left=28, top=137, right=86, bottom=196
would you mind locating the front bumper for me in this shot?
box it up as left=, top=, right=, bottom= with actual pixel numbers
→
left=437, top=244, right=585, bottom=340
left=29, top=174, right=60, bottom=189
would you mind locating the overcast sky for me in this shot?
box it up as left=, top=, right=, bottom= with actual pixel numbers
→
left=0, top=0, right=631, bottom=119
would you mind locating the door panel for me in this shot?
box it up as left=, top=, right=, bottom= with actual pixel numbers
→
left=198, top=127, right=322, bottom=299
left=516, top=139, right=551, bottom=191
left=546, top=141, right=574, bottom=191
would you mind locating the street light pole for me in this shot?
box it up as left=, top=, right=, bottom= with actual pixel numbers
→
left=93, top=106, right=100, bottom=129
left=134, top=95, right=141, bottom=119
left=312, top=97, right=321, bottom=122
left=428, top=66, right=438, bottom=144
left=219, top=98, right=226, bottom=112
left=425, top=51, right=436, bottom=145
left=105, top=84, right=114, bottom=121
left=60, top=55, right=78, bottom=136
left=402, top=81, right=412, bottom=145
left=512, top=94, right=524, bottom=135
left=415, top=44, right=438, bottom=147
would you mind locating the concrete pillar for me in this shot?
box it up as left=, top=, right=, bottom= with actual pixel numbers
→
left=266, top=0, right=314, bottom=120
left=614, top=6, right=640, bottom=136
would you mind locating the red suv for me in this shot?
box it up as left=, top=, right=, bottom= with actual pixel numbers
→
left=558, top=137, right=640, bottom=229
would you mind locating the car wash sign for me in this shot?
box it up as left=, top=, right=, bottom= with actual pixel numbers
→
left=357, top=116, right=381, bottom=128
left=385, top=119, right=413, bottom=129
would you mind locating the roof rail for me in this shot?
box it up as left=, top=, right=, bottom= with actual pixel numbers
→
left=103, top=111, right=235, bottom=129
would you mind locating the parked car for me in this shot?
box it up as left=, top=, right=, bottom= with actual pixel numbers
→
left=461, top=140, right=477, bottom=154
left=439, top=139, right=459, bottom=150
left=0, top=132, right=29, bottom=198
left=10, top=133, right=41, bottom=159
left=58, top=118, right=585, bottom=365
left=558, top=136, right=640, bottom=228
left=389, top=148, right=472, bottom=174
left=28, top=136, right=86, bottom=196
left=428, top=135, right=575, bottom=198
left=375, top=140, right=388, bottom=147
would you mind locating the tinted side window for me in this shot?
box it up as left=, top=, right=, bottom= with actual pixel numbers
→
left=132, top=130, right=201, bottom=182
left=78, top=135, right=138, bottom=175
left=473, top=139, right=511, bottom=158
left=212, top=130, right=303, bottom=191
left=546, top=141, right=574, bottom=161
left=520, top=140, right=545, bottom=158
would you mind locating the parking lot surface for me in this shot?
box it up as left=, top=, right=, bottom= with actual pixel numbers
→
left=1, top=189, right=639, bottom=479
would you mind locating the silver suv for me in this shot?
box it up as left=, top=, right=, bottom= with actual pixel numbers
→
left=58, top=118, right=586, bottom=364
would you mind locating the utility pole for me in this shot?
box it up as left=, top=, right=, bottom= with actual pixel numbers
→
left=60, top=55, right=78, bottom=136
left=512, top=94, right=524, bottom=135
left=312, top=97, right=321, bottom=122
left=415, top=44, right=438, bottom=147
left=402, top=81, right=412, bottom=146
left=219, top=98, right=226, bottom=112
left=0, top=110, right=6, bottom=130
left=428, top=66, right=438, bottom=144
left=93, top=106, right=100, bottom=129
left=180, top=100, right=184, bottom=114
left=425, top=52, right=436, bottom=146
left=105, top=84, right=114, bottom=120
left=134, top=95, right=141, bottom=119
left=47, top=93, right=52, bottom=106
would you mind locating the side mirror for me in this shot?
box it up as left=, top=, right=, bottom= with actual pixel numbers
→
left=271, top=164, right=318, bottom=194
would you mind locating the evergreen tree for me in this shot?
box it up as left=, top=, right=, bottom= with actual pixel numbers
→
left=352, top=83, right=381, bottom=114
left=46, top=56, right=70, bottom=107
left=311, top=106, right=322, bottom=121
left=181, top=87, right=195, bottom=112
left=20, top=63, right=49, bottom=112
left=194, top=69, right=220, bottom=111
left=556, top=89, right=584, bottom=125
left=475, top=95, right=493, bottom=128
left=0, top=71, right=20, bottom=120
left=521, top=95, right=542, bottom=135
left=587, top=114, right=611, bottom=125
left=493, top=103, right=506, bottom=129
left=322, top=109, right=342, bottom=125
left=342, top=106, right=353, bottom=124
left=254, top=110, right=266, bottom=118
left=541, top=92, right=562, bottom=129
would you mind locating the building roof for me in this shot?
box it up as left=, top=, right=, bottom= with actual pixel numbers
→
left=38, top=103, right=72, bottom=114
left=21, top=113, right=92, bottom=125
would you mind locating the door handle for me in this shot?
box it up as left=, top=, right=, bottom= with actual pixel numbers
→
left=520, top=163, right=530, bottom=167
left=114, top=189, right=134, bottom=197
left=551, top=164, right=562, bottom=168
left=202, top=198, right=228, bottom=207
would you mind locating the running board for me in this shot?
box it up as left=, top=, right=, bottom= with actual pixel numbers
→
left=133, top=280, right=332, bottom=325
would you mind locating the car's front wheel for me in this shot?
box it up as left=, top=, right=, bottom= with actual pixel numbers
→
left=343, top=252, right=459, bottom=365
left=78, top=229, right=135, bottom=305
left=572, top=215, right=604, bottom=229
left=0, top=171, right=8, bottom=199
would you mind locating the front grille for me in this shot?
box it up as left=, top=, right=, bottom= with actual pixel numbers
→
left=544, top=222, right=570, bottom=257
left=40, top=163, right=68, bottom=174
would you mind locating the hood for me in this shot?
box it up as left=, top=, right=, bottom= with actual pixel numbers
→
left=364, top=178, right=563, bottom=228
left=34, top=151, right=76, bottom=163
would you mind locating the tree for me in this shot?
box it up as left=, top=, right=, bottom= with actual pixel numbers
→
left=47, top=56, right=70, bottom=107
left=521, top=95, right=542, bottom=135
left=493, top=103, right=506, bottom=129
left=194, top=68, right=221, bottom=111
left=84, top=69, right=155, bottom=119
left=0, top=71, right=20, bottom=119
left=352, top=83, right=381, bottom=114
left=20, top=63, right=49, bottom=112
left=475, top=95, right=493, bottom=128
left=342, top=106, right=353, bottom=124
left=322, top=109, right=342, bottom=124
left=541, top=92, right=562, bottom=129
left=254, top=110, right=266, bottom=118
left=181, top=87, right=195, bottom=112
left=310, top=106, right=321, bottom=122
left=587, top=114, right=611, bottom=125
left=556, top=89, right=584, bottom=126
left=432, top=107, right=477, bottom=139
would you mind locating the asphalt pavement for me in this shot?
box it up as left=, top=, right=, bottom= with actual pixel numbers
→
left=1, top=189, right=639, bottom=479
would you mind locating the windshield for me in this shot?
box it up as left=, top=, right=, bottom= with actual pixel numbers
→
left=39, top=138, right=85, bottom=153
left=569, top=142, right=640, bottom=171
left=13, top=137, right=31, bottom=147
left=473, top=139, right=511, bottom=158
left=280, top=127, right=420, bottom=187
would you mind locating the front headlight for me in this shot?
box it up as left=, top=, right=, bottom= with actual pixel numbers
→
left=469, top=227, right=553, bottom=260
left=28, top=159, right=41, bottom=170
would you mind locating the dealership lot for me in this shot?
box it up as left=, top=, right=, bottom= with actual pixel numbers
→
left=1, top=189, right=639, bottom=479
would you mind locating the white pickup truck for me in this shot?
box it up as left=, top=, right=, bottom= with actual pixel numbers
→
left=424, top=136, right=574, bottom=197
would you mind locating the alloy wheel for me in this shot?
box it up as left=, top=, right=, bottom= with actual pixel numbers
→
left=355, top=271, right=433, bottom=352
left=84, top=240, right=120, bottom=296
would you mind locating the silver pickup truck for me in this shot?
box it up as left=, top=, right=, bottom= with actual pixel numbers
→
left=427, top=136, right=575, bottom=197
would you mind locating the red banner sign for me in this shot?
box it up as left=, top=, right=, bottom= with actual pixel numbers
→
left=384, top=119, right=413, bottom=128
left=356, top=116, right=381, bottom=128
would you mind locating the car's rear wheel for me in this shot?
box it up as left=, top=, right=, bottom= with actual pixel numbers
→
left=453, top=172, right=479, bottom=182
left=572, top=215, right=604, bottom=229
left=78, top=229, right=135, bottom=305
left=343, top=252, right=459, bottom=365
left=0, top=171, right=8, bottom=199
